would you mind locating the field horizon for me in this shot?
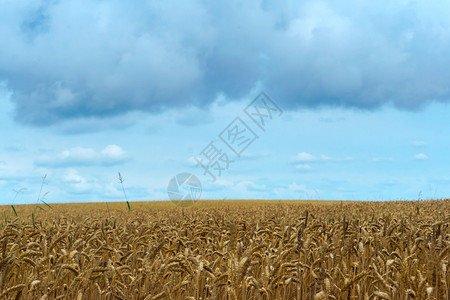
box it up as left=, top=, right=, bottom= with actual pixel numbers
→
left=4, top=198, right=447, bottom=208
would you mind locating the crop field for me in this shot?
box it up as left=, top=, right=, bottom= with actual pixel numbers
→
left=0, top=199, right=448, bottom=299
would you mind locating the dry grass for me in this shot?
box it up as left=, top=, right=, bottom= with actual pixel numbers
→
left=0, top=199, right=448, bottom=299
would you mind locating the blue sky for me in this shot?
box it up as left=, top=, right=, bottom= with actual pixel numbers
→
left=1, top=0, right=450, bottom=204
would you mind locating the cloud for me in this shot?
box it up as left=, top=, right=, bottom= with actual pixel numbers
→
left=292, top=152, right=317, bottom=162
left=288, top=182, right=310, bottom=192
left=235, top=180, right=266, bottom=193
left=35, top=145, right=129, bottom=167
left=295, top=164, right=312, bottom=171
left=2, top=1, right=450, bottom=126
left=412, top=140, right=427, bottom=147
left=62, top=169, right=99, bottom=194
left=320, top=154, right=330, bottom=160
left=101, top=145, right=128, bottom=163
left=414, top=153, right=428, bottom=160
left=274, top=182, right=320, bottom=199
left=291, top=152, right=336, bottom=170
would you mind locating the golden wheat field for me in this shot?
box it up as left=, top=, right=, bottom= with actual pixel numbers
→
left=0, top=199, right=448, bottom=300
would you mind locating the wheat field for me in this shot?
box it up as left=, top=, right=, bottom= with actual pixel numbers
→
left=0, top=199, right=448, bottom=299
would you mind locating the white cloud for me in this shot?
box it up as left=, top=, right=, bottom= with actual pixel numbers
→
left=62, top=169, right=100, bottom=194
left=274, top=182, right=320, bottom=199
left=235, top=181, right=266, bottom=194
left=35, top=145, right=129, bottom=167
left=414, top=153, right=429, bottom=160
left=101, top=145, right=128, bottom=160
left=292, top=152, right=335, bottom=163
left=295, top=164, right=312, bottom=170
left=292, top=152, right=317, bottom=162
left=412, top=140, right=427, bottom=147
left=288, top=182, right=309, bottom=192
left=213, top=178, right=234, bottom=188
left=104, top=181, right=124, bottom=198
left=291, top=152, right=354, bottom=171
left=63, top=169, right=85, bottom=183
left=61, top=147, right=98, bottom=161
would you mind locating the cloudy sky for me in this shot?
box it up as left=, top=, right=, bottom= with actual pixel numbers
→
left=1, top=0, right=450, bottom=204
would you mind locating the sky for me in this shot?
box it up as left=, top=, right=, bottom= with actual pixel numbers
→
left=1, top=0, right=450, bottom=204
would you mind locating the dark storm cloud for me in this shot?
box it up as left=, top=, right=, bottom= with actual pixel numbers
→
left=1, top=0, right=450, bottom=126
